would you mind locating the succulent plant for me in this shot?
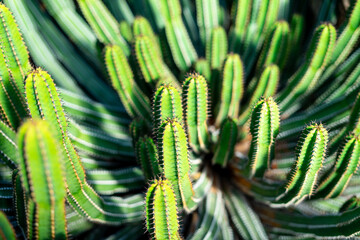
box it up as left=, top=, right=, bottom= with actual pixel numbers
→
left=0, top=0, right=360, bottom=239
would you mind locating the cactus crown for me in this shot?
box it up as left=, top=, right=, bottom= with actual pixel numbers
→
left=0, top=1, right=360, bottom=239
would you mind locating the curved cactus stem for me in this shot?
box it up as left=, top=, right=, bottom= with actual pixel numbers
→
left=77, top=0, right=130, bottom=55
left=182, top=74, right=210, bottom=153
left=276, top=124, right=328, bottom=206
left=0, top=211, right=16, bottom=240
left=215, top=53, right=244, bottom=126
left=135, top=136, right=161, bottom=180
left=145, top=178, right=181, bottom=240
left=157, top=119, right=194, bottom=211
left=277, top=23, right=336, bottom=115
left=153, top=84, right=184, bottom=131
left=228, top=0, right=252, bottom=53
left=239, top=65, right=279, bottom=125
left=0, top=3, right=31, bottom=129
left=105, top=44, right=152, bottom=122
left=315, top=135, right=360, bottom=199
left=212, top=118, right=238, bottom=168
left=329, top=93, right=360, bottom=153
left=256, top=21, right=290, bottom=71
left=206, top=26, right=228, bottom=70
left=245, top=97, right=280, bottom=178
left=224, top=187, right=268, bottom=240
left=133, top=16, right=162, bottom=57
left=17, top=120, right=68, bottom=240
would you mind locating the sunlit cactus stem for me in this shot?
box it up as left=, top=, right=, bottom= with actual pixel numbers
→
left=276, top=124, right=328, bottom=206
left=105, top=44, right=152, bottom=122
left=245, top=97, right=280, bottom=178
left=215, top=53, right=244, bottom=126
left=157, top=119, right=194, bottom=211
left=17, top=119, right=67, bottom=239
left=277, top=23, right=336, bottom=115
left=145, top=178, right=181, bottom=240
left=315, top=135, right=360, bottom=199
left=153, top=84, right=184, bottom=131
left=182, top=74, right=210, bottom=153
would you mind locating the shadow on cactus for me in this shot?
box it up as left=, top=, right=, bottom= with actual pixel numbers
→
left=0, top=0, right=360, bottom=239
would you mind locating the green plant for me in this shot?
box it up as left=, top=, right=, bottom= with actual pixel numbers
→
left=0, top=0, right=360, bottom=239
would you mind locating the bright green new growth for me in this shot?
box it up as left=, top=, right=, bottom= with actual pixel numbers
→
left=212, top=118, right=238, bottom=168
left=157, top=119, right=194, bottom=211
left=145, top=178, right=181, bottom=240
left=17, top=120, right=67, bottom=240
left=215, top=53, right=244, bottom=126
left=153, top=84, right=183, bottom=130
left=277, top=124, right=328, bottom=205
left=0, top=4, right=30, bottom=129
left=316, top=135, right=360, bottom=199
left=245, top=97, right=280, bottom=178
left=136, top=136, right=161, bottom=180
left=105, top=44, right=151, bottom=122
left=182, top=74, right=209, bottom=153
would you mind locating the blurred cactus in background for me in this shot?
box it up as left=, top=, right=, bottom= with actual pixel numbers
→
left=0, top=0, right=360, bottom=239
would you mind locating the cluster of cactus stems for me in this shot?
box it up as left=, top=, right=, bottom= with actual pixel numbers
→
left=0, top=0, right=360, bottom=239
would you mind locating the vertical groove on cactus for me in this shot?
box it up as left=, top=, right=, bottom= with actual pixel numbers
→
left=105, top=44, right=152, bottom=122
left=276, top=124, right=328, bottom=206
left=245, top=97, right=280, bottom=178
left=316, top=134, right=360, bottom=199
left=145, top=178, right=180, bottom=240
left=0, top=4, right=31, bottom=129
left=77, top=0, right=130, bottom=55
left=215, top=53, right=244, bottom=126
left=153, top=84, right=184, bottom=130
left=182, top=74, right=209, bottom=153
left=256, top=21, right=290, bottom=71
left=157, top=119, right=194, bottom=211
left=17, top=120, right=67, bottom=240
left=277, top=23, right=336, bottom=115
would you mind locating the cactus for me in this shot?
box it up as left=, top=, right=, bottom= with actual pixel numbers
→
left=0, top=1, right=360, bottom=239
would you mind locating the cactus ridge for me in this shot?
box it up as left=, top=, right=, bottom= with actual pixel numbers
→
left=277, top=23, right=337, bottom=114
left=17, top=120, right=67, bottom=240
left=105, top=44, right=152, bottom=122
left=245, top=97, right=280, bottom=178
left=145, top=178, right=180, bottom=240
left=215, top=53, right=244, bottom=126
left=157, top=118, right=194, bottom=210
left=153, top=84, right=184, bottom=131
left=316, top=135, right=360, bottom=199
left=182, top=73, right=209, bottom=153
left=276, top=124, right=328, bottom=205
